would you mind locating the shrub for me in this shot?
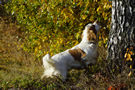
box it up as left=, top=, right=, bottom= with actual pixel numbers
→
left=5, top=0, right=111, bottom=58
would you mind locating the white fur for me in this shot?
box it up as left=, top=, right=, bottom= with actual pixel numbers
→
left=73, top=20, right=100, bottom=65
left=41, top=21, right=100, bottom=81
left=93, top=21, right=100, bottom=31
left=41, top=50, right=76, bottom=81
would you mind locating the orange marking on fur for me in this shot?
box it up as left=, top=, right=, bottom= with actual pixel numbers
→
left=87, top=25, right=97, bottom=42
left=68, top=48, right=86, bottom=61
left=77, top=48, right=86, bottom=58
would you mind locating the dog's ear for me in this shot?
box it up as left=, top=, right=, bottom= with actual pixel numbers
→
left=89, top=25, right=97, bottom=35
left=87, top=25, right=97, bottom=42
left=93, top=20, right=100, bottom=31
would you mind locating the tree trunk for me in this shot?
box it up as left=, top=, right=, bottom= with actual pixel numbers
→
left=107, top=0, right=135, bottom=74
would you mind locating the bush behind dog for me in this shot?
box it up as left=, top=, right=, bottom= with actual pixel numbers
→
left=5, top=0, right=111, bottom=58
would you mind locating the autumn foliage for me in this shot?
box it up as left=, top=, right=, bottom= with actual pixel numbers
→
left=1, top=0, right=135, bottom=89
left=5, top=0, right=111, bottom=58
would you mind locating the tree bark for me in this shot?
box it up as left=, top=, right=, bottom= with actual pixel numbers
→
left=107, top=0, right=135, bottom=73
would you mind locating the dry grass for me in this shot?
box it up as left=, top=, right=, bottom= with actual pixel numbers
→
left=0, top=16, right=44, bottom=89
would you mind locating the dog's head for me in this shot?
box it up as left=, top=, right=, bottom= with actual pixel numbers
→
left=82, top=20, right=100, bottom=43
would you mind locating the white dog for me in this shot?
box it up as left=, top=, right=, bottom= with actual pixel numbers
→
left=41, top=20, right=100, bottom=81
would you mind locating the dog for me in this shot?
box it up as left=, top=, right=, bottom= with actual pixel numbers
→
left=41, top=20, right=100, bottom=81
left=72, top=20, right=100, bottom=66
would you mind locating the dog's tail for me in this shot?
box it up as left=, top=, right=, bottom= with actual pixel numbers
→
left=42, top=54, right=55, bottom=69
left=42, top=54, right=57, bottom=79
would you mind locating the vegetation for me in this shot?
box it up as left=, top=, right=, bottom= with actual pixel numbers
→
left=5, top=0, right=111, bottom=58
left=0, top=0, right=135, bottom=89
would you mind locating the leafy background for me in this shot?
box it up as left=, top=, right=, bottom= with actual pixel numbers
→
left=5, top=0, right=111, bottom=58
left=1, top=0, right=135, bottom=89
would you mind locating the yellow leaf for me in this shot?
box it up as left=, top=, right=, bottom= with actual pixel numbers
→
left=130, top=65, right=132, bottom=69
left=128, top=71, right=132, bottom=76
left=97, top=7, right=101, bottom=12
left=8, top=44, right=10, bottom=47
left=124, top=53, right=127, bottom=58
left=126, top=54, right=131, bottom=61
left=69, top=8, right=74, bottom=14
left=39, top=45, right=41, bottom=49
left=130, top=58, right=132, bottom=61
left=126, top=48, right=129, bottom=51
left=125, top=53, right=132, bottom=61
left=129, top=51, right=133, bottom=55
left=82, top=15, right=87, bottom=20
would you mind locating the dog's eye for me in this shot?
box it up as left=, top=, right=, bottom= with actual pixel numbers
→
left=92, top=25, right=95, bottom=28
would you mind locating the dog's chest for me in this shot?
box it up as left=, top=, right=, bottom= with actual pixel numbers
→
left=79, top=43, right=96, bottom=50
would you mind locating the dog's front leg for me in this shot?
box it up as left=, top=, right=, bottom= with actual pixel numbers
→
left=61, top=72, right=67, bottom=82
left=58, top=67, right=67, bottom=82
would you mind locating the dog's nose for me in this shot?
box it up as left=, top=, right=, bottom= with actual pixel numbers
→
left=93, top=20, right=100, bottom=31
left=94, top=20, right=100, bottom=25
left=95, top=20, right=98, bottom=23
left=94, top=20, right=100, bottom=27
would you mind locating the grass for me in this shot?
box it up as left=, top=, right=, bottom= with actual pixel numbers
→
left=0, top=15, right=44, bottom=89
left=0, top=14, right=135, bottom=89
